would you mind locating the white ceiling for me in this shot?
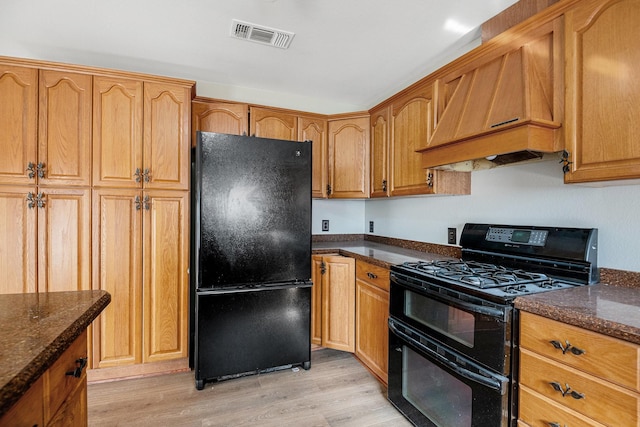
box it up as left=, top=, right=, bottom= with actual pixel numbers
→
left=1, top=0, right=519, bottom=113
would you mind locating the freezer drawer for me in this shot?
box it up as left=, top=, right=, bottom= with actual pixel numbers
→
left=194, top=283, right=311, bottom=390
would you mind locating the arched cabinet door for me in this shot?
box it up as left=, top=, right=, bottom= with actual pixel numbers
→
left=563, top=0, right=640, bottom=183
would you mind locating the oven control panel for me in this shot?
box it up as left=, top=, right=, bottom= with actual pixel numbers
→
left=485, top=227, right=548, bottom=246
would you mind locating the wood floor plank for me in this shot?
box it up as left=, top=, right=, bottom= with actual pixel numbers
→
left=87, top=348, right=412, bottom=426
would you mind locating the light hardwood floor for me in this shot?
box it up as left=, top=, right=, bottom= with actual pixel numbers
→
left=87, top=348, right=412, bottom=426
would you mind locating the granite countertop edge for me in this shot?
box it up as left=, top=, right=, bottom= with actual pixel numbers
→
left=0, top=290, right=111, bottom=418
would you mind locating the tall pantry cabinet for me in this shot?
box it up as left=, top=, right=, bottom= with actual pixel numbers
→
left=0, top=57, right=194, bottom=380
left=0, top=64, right=91, bottom=295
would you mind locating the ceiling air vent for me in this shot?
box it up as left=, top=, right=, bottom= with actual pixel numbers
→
left=230, top=19, right=295, bottom=49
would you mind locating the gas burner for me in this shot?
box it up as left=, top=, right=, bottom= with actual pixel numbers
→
left=503, top=285, right=530, bottom=294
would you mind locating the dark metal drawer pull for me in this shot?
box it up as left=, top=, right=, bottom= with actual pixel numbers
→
left=550, top=340, right=586, bottom=356
left=367, top=272, right=378, bottom=279
left=549, top=381, right=585, bottom=399
left=65, top=357, right=88, bottom=378
left=548, top=423, right=568, bottom=427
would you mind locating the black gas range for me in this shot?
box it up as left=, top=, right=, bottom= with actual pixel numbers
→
left=394, top=223, right=599, bottom=303
left=387, top=223, right=598, bottom=427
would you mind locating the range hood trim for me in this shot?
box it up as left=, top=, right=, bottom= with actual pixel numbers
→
left=418, top=122, right=562, bottom=170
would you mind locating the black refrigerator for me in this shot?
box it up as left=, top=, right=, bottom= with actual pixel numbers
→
left=190, top=132, right=312, bottom=390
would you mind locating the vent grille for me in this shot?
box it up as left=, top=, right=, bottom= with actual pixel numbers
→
left=230, top=19, right=294, bottom=49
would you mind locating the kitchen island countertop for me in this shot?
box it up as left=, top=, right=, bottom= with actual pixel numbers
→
left=0, top=290, right=111, bottom=418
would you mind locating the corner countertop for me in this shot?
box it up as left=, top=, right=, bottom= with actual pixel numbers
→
left=312, top=239, right=459, bottom=269
left=515, top=284, right=640, bottom=345
left=0, top=290, right=111, bottom=418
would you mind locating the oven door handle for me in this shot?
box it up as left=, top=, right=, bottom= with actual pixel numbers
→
left=389, top=319, right=507, bottom=394
left=393, top=275, right=506, bottom=319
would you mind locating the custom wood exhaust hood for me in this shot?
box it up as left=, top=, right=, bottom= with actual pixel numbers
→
left=417, top=18, right=563, bottom=170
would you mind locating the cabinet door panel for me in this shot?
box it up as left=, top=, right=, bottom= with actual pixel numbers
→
left=322, top=256, right=355, bottom=352
left=328, top=117, right=370, bottom=198
left=0, top=64, right=38, bottom=185
left=192, top=100, right=248, bottom=146
left=0, top=186, right=37, bottom=294
left=250, top=107, right=297, bottom=140
left=38, top=70, right=92, bottom=186
left=565, top=0, right=640, bottom=182
left=299, top=117, right=328, bottom=199
left=355, top=278, right=389, bottom=383
left=391, top=85, right=434, bottom=196
left=37, top=188, right=91, bottom=293
left=92, top=189, right=142, bottom=367
left=370, top=107, right=389, bottom=198
left=93, top=76, right=143, bottom=188
left=143, top=191, right=189, bottom=362
left=310, top=255, right=325, bottom=346
left=144, top=82, right=190, bottom=190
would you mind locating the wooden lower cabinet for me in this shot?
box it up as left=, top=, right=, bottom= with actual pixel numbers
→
left=355, top=260, right=389, bottom=384
left=311, top=254, right=355, bottom=352
left=91, top=189, right=188, bottom=374
left=518, top=311, right=640, bottom=426
left=1, top=331, right=89, bottom=427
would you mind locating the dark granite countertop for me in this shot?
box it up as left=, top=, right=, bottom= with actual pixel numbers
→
left=313, top=235, right=640, bottom=347
left=312, top=239, right=458, bottom=269
left=515, top=284, right=640, bottom=345
left=0, top=290, right=111, bottom=418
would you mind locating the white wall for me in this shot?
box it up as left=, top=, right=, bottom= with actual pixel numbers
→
left=313, top=159, right=640, bottom=272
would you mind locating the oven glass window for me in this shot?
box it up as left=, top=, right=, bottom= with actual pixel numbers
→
left=405, top=290, right=475, bottom=347
left=403, top=345, right=472, bottom=427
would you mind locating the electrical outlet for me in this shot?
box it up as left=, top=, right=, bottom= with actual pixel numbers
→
left=322, top=220, right=329, bottom=232
left=369, top=221, right=374, bottom=233
left=448, top=228, right=457, bottom=245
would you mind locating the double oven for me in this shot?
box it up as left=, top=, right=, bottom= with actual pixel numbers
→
left=387, top=223, right=599, bottom=427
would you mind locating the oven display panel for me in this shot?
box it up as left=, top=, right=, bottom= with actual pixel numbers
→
left=485, top=227, right=548, bottom=247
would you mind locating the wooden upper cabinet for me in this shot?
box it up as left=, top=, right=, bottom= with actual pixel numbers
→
left=563, top=0, right=640, bottom=183
left=0, top=64, right=38, bottom=185
left=0, top=186, right=37, bottom=294
left=191, top=99, right=248, bottom=146
left=38, top=70, right=92, bottom=187
left=390, top=84, right=435, bottom=196
left=143, top=81, right=191, bottom=190
left=93, top=76, right=143, bottom=188
left=250, top=106, right=297, bottom=140
left=299, top=116, right=328, bottom=199
left=327, top=115, right=370, bottom=198
left=369, top=106, right=390, bottom=198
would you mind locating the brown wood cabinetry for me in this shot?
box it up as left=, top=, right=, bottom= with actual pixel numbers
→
left=369, top=106, right=390, bottom=198
left=563, top=0, right=640, bottom=183
left=299, top=115, right=328, bottom=199
left=518, top=311, right=640, bottom=426
left=355, top=260, right=389, bottom=384
left=390, top=83, right=435, bottom=196
left=191, top=98, right=248, bottom=144
left=327, top=115, right=370, bottom=198
left=1, top=56, right=193, bottom=380
left=1, top=331, right=89, bottom=427
left=311, top=254, right=356, bottom=351
left=250, top=106, right=297, bottom=140
left=92, top=189, right=188, bottom=369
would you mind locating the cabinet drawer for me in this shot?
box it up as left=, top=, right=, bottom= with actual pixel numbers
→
left=519, top=348, right=639, bottom=426
left=45, top=330, right=88, bottom=421
left=355, top=261, right=389, bottom=291
left=519, top=384, right=606, bottom=427
left=520, top=311, right=640, bottom=392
